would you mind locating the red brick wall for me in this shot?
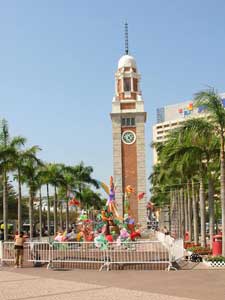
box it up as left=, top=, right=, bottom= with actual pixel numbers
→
left=120, top=103, right=136, bottom=110
left=121, top=127, right=138, bottom=222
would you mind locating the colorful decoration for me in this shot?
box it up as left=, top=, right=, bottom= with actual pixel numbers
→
left=137, top=192, right=145, bottom=200
left=106, top=176, right=121, bottom=219
left=198, top=105, right=206, bottom=113
left=101, top=208, right=113, bottom=222
left=130, top=230, right=141, bottom=241
left=94, top=233, right=108, bottom=250
left=52, top=177, right=145, bottom=249
left=105, top=235, right=113, bottom=243
left=125, top=185, right=135, bottom=195
left=188, top=103, right=193, bottom=110
left=147, top=201, right=154, bottom=210
left=79, top=210, right=88, bottom=221
left=96, top=180, right=110, bottom=195
left=69, top=198, right=80, bottom=206
left=178, top=102, right=193, bottom=117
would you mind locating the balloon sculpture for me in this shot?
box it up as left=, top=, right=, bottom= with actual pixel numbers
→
left=106, top=176, right=120, bottom=219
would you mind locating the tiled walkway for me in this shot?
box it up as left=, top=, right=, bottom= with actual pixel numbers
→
left=0, top=269, right=197, bottom=300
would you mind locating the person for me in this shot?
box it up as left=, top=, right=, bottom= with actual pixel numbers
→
left=0, top=229, right=4, bottom=241
left=163, top=226, right=169, bottom=236
left=14, top=232, right=26, bottom=268
left=54, top=231, right=63, bottom=242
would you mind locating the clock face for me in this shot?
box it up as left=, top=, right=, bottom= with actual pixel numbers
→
left=122, top=130, right=136, bottom=145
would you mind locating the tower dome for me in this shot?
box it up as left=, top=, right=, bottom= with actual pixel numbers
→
left=118, top=54, right=137, bottom=70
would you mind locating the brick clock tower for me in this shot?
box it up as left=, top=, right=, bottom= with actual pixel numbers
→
left=110, top=25, right=147, bottom=225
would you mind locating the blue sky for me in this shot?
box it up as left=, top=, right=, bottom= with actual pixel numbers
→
left=1, top=0, right=225, bottom=195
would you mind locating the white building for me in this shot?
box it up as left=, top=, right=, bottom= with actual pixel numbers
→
left=152, top=93, right=225, bottom=164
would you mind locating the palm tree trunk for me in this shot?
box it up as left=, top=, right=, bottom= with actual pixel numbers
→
left=176, top=189, right=181, bottom=238
left=66, top=198, right=69, bottom=232
left=187, top=181, right=192, bottom=241
left=46, top=184, right=50, bottom=236
left=208, top=178, right=215, bottom=249
left=199, top=176, right=206, bottom=247
left=17, top=168, right=22, bottom=233
left=3, top=170, right=8, bottom=240
left=174, top=190, right=178, bottom=238
left=184, top=189, right=188, bottom=233
left=169, top=189, right=173, bottom=232
left=54, top=185, right=58, bottom=235
left=39, top=189, right=42, bottom=238
left=220, top=131, right=225, bottom=256
left=171, top=189, right=179, bottom=238
left=192, top=180, right=199, bottom=245
left=29, top=188, right=34, bottom=240
left=59, top=202, right=63, bottom=230
left=180, top=188, right=185, bottom=239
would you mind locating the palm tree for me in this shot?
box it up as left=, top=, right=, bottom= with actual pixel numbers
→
left=38, top=164, right=53, bottom=236
left=0, top=119, right=26, bottom=240
left=44, top=163, right=65, bottom=235
left=72, top=162, right=99, bottom=196
left=194, top=89, right=225, bottom=254
left=22, top=153, right=42, bottom=239
left=151, top=117, right=218, bottom=246
left=13, top=145, right=41, bottom=233
left=57, top=163, right=99, bottom=231
left=170, top=118, right=218, bottom=246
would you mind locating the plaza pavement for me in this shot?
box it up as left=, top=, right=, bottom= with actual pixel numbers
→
left=0, top=267, right=224, bottom=300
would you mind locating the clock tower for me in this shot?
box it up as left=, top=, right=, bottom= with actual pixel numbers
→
left=110, top=24, right=147, bottom=225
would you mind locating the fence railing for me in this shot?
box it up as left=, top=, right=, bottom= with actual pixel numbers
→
left=50, top=240, right=169, bottom=271
left=156, top=231, right=184, bottom=270
left=0, top=239, right=171, bottom=271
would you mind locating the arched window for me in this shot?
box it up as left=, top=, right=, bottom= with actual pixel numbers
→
left=124, top=78, right=131, bottom=92
left=133, top=78, right=138, bottom=92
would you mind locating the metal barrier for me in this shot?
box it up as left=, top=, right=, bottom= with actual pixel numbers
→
left=1, top=241, right=14, bottom=264
left=27, top=242, right=51, bottom=265
left=49, top=240, right=170, bottom=271
left=50, top=241, right=108, bottom=270
left=0, top=239, right=171, bottom=271
left=0, top=241, right=50, bottom=267
left=156, top=231, right=184, bottom=270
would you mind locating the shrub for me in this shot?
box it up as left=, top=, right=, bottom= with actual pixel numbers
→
left=184, top=242, right=200, bottom=249
left=186, top=246, right=212, bottom=254
left=205, top=256, right=225, bottom=262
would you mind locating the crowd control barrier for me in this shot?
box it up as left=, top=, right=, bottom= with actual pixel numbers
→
left=0, top=239, right=171, bottom=271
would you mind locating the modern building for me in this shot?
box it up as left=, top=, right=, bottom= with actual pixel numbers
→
left=152, top=93, right=225, bottom=164
left=110, top=37, right=147, bottom=225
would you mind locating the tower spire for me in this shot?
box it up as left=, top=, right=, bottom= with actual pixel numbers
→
left=124, top=21, right=129, bottom=55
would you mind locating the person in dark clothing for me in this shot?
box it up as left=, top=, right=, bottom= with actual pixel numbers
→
left=0, top=229, right=4, bottom=241
left=14, top=232, right=26, bottom=268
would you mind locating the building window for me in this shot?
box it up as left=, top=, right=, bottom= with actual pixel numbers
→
left=133, top=78, right=138, bottom=91
left=121, top=117, right=135, bottom=127
left=124, top=78, right=131, bottom=92
left=156, top=107, right=165, bottom=123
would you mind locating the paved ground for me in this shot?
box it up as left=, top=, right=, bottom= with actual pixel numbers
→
left=0, top=266, right=225, bottom=300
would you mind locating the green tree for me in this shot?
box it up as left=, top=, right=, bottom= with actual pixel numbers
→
left=0, top=119, right=26, bottom=240
left=195, top=89, right=225, bottom=253
left=13, top=145, right=41, bottom=233
left=21, top=153, right=43, bottom=239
